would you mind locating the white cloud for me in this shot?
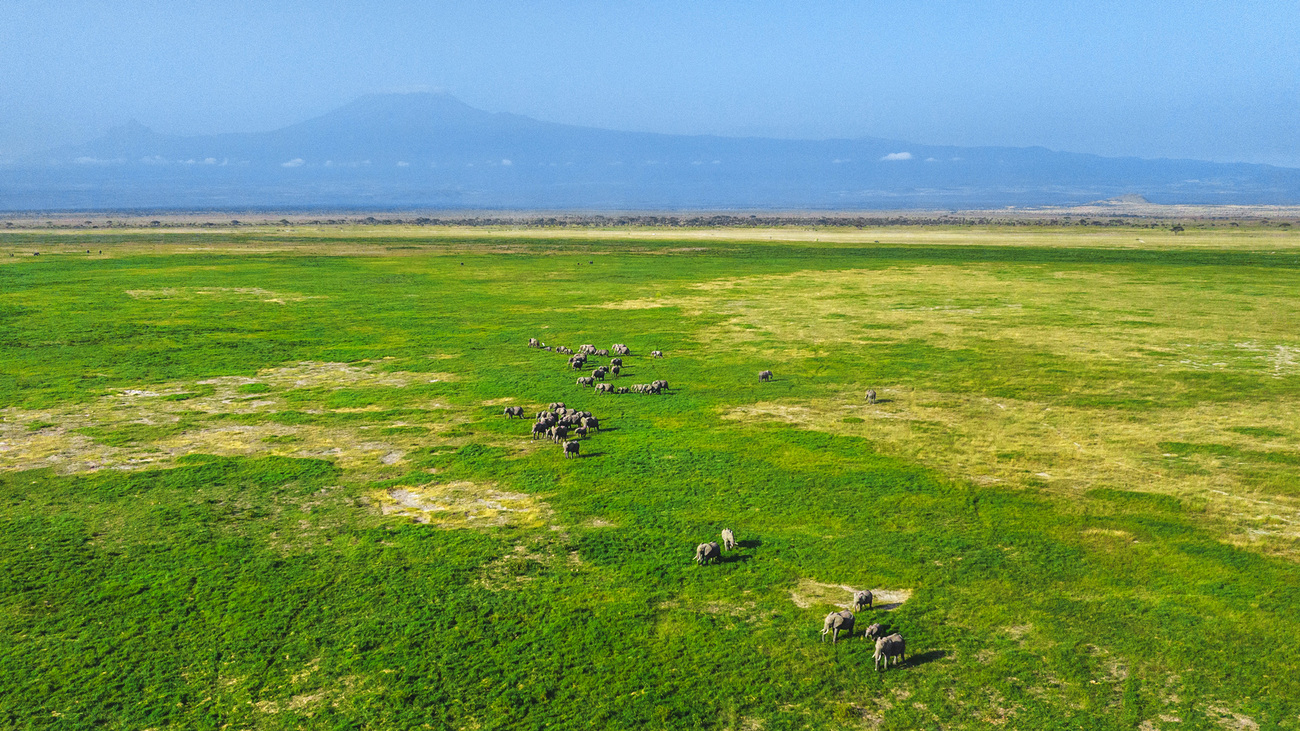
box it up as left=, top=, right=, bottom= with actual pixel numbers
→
left=501, top=158, right=512, bottom=166
left=880, top=152, right=913, bottom=161
left=281, top=158, right=305, bottom=167
left=396, top=161, right=410, bottom=167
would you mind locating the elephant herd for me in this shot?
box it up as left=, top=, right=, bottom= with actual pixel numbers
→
left=696, top=529, right=908, bottom=670
left=693, top=527, right=737, bottom=565
left=529, top=338, right=670, bottom=397
left=508, top=401, right=601, bottom=458
left=525, top=337, right=906, bottom=667
left=821, top=604, right=906, bottom=670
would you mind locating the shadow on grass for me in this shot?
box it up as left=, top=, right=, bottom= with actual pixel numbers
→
left=906, top=650, right=947, bottom=667
left=737, top=539, right=763, bottom=549
left=580, top=452, right=606, bottom=459
left=722, top=554, right=752, bottom=564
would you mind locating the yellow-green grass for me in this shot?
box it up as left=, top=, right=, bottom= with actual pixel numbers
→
left=0, top=226, right=1297, bottom=730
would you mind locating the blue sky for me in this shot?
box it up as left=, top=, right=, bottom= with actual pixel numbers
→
left=2, top=1, right=1298, bottom=165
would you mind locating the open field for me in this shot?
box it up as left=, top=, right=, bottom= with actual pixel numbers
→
left=2, top=226, right=1298, bottom=729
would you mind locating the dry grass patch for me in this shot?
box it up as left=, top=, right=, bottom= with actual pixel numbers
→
left=789, top=579, right=911, bottom=610
left=721, top=391, right=1300, bottom=555
left=375, top=481, right=549, bottom=530
left=0, top=361, right=462, bottom=475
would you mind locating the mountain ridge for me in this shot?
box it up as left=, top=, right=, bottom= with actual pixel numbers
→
left=5, top=92, right=1299, bottom=210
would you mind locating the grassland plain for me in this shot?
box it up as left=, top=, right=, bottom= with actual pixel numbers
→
left=1, top=225, right=1298, bottom=730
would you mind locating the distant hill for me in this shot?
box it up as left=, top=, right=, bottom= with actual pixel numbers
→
left=4, top=92, right=1299, bottom=210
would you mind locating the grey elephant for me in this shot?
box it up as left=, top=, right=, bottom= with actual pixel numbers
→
left=721, top=528, right=736, bottom=550
left=853, top=590, right=873, bottom=612
left=610, top=358, right=623, bottom=367
left=650, top=350, right=663, bottom=358
left=503, top=406, right=524, bottom=418
left=759, top=370, right=773, bottom=382
left=863, top=623, right=886, bottom=641
left=530, top=423, right=547, bottom=439
left=695, top=541, right=721, bottom=565
left=874, top=633, right=905, bottom=670
left=563, top=440, right=580, bottom=458
left=866, top=389, right=877, bottom=405
left=821, top=610, right=855, bottom=643
left=528, top=337, right=540, bottom=348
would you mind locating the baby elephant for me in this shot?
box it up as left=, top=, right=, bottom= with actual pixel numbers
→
left=863, top=623, right=886, bottom=641
left=821, top=610, right=855, bottom=643
left=874, top=633, right=905, bottom=670
left=721, top=528, right=736, bottom=550
left=695, top=541, right=721, bottom=565
left=758, top=370, right=773, bottom=382
left=853, top=590, right=873, bottom=612
left=865, top=389, right=877, bottom=405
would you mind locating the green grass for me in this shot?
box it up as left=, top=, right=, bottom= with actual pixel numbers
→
left=0, top=227, right=1297, bottom=729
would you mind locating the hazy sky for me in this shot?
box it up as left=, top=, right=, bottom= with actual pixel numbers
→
left=3, top=1, right=1298, bottom=165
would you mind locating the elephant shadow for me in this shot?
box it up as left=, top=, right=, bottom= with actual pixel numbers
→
left=906, top=649, right=947, bottom=667
left=737, top=539, right=763, bottom=549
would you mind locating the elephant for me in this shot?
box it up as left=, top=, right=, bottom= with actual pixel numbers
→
left=548, top=402, right=566, bottom=410
left=531, top=423, right=547, bottom=439
left=616, top=386, right=629, bottom=394
left=721, top=528, right=736, bottom=550
left=695, top=541, right=721, bottom=565
left=550, top=425, right=569, bottom=443
left=866, top=389, right=877, bottom=405
left=582, top=416, right=600, bottom=431
left=612, top=344, right=630, bottom=355
left=653, top=379, right=669, bottom=391
left=853, top=591, right=874, bottom=612
left=822, top=610, right=855, bottom=643
left=874, top=634, right=905, bottom=670
left=528, top=337, right=540, bottom=348
left=611, top=365, right=621, bottom=376
left=610, top=358, right=623, bottom=367
left=503, top=406, right=524, bottom=418
left=563, top=440, right=580, bottom=458
left=863, top=623, right=886, bottom=641
left=759, top=370, right=773, bottom=382
left=651, top=350, right=664, bottom=358
left=574, top=426, right=588, bottom=438
left=577, top=377, right=595, bottom=386
left=592, top=368, right=606, bottom=380
left=595, top=349, right=610, bottom=356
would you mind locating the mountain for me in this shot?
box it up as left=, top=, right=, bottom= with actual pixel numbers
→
left=4, top=92, right=1299, bottom=210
